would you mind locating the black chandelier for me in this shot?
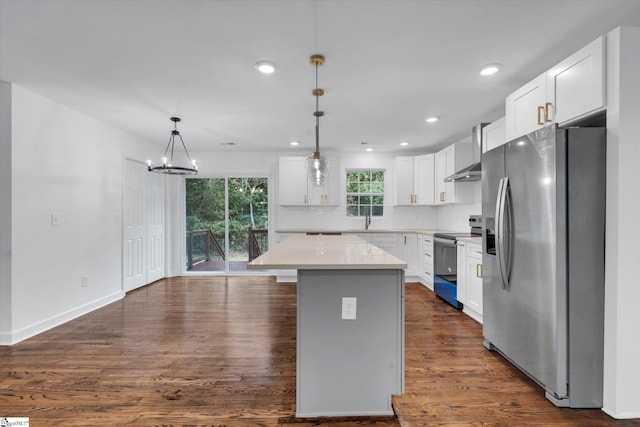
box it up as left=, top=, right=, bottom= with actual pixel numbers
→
left=147, top=117, right=198, bottom=175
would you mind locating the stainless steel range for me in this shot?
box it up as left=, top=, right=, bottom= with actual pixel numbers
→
left=433, top=216, right=482, bottom=309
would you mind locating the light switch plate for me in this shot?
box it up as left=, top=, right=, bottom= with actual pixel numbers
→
left=342, top=297, right=357, bottom=320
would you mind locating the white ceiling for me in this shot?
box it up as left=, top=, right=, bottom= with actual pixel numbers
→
left=2, top=0, right=640, bottom=155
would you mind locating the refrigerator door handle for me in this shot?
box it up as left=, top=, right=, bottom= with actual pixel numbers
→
left=503, top=177, right=513, bottom=291
left=496, top=177, right=510, bottom=291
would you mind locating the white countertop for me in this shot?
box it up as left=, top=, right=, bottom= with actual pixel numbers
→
left=276, top=228, right=445, bottom=235
left=247, top=234, right=408, bottom=270
left=456, top=236, right=482, bottom=244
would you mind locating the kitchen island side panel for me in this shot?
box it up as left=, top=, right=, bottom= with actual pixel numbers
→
left=296, top=269, right=405, bottom=417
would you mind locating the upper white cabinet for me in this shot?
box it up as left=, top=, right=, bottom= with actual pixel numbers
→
left=505, top=73, right=547, bottom=141
left=434, top=141, right=472, bottom=205
left=547, top=36, right=605, bottom=124
left=278, top=156, right=340, bottom=206
left=505, top=36, right=605, bottom=141
left=393, top=154, right=435, bottom=206
left=482, top=117, right=506, bottom=153
left=279, top=157, right=308, bottom=206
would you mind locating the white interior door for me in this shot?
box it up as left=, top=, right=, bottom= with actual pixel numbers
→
left=146, top=172, right=165, bottom=283
left=124, top=160, right=146, bottom=292
left=123, top=159, right=166, bottom=291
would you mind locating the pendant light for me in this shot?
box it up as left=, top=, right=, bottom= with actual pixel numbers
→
left=305, top=54, right=329, bottom=186
left=147, top=117, right=198, bottom=175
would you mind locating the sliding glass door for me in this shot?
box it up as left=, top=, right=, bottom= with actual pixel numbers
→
left=185, top=177, right=268, bottom=273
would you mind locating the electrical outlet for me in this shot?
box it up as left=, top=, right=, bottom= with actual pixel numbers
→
left=81, top=275, right=89, bottom=287
left=342, top=297, right=357, bottom=320
left=51, top=213, right=61, bottom=226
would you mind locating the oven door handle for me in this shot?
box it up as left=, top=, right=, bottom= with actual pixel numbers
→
left=434, top=236, right=457, bottom=249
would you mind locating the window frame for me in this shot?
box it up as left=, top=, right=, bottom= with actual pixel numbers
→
left=345, top=168, right=385, bottom=218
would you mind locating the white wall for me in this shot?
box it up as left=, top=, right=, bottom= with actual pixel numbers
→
left=0, top=81, right=12, bottom=342
left=437, top=182, right=481, bottom=231
left=2, top=84, right=158, bottom=344
left=603, top=26, right=640, bottom=419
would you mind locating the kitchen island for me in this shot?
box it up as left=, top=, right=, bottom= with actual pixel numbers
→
left=247, top=234, right=407, bottom=418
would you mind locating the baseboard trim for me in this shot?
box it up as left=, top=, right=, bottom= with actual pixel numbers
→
left=602, top=406, right=640, bottom=420
left=1, top=290, right=125, bottom=345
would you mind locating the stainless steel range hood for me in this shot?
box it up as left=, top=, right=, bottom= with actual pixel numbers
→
left=444, top=123, right=488, bottom=182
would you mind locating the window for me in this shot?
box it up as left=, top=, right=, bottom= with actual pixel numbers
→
left=346, top=170, right=384, bottom=217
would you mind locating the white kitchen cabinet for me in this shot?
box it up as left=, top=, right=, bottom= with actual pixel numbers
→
left=547, top=36, right=605, bottom=125
left=401, top=233, right=419, bottom=278
left=456, top=240, right=483, bottom=323
left=414, top=154, right=435, bottom=206
left=482, top=116, right=506, bottom=153
left=393, top=154, right=435, bottom=206
left=279, top=157, right=308, bottom=206
left=278, top=156, right=340, bottom=206
left=434, top=140, right=472, bottom=205
left=456, top=242, right=468, bottom=304
left=464, top=242, right=483, bottom=322
left=505, top=36, right=605, bottom=141
left=505, top=72, right=547, bottom=142
left=419, top=234, right=434, bottom=290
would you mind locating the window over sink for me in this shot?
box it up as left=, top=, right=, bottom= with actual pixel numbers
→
left=346, top=169, right=384, bottom=217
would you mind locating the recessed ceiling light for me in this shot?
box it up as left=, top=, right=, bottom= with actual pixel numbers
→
left=365, top=147, right=374, bottom=152
left=479, top=63, right=501, bottom=76
left=290, top=141, right=300, bottom=146
left=254, top=61, right=276, bottom=74
left=400, top=141, right=409, bottom=146
left=425, top=116, right=439, bottom=123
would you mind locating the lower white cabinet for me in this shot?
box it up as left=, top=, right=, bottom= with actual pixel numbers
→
left=419, top=234, right=434, bottom=290
left=456, top=240, right=483, bottom=323
left=465, top=243, right=483, bottom=319
left=400, top=233, right=419, bottom=278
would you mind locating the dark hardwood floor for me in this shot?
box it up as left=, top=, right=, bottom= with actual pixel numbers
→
left=1, top=277, right=638, bottom=426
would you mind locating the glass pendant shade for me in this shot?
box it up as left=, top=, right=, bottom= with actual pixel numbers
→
left=305, top=151, right=328, bottom=186
left=148, top=117, right=198, bottom=175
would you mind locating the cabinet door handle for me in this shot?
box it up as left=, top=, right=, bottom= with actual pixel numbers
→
left=537, top=106, right=545, bottom=125
left=425, top=253, right=431, bottom=257
left=545, top=102, right=553, bottom=123
left=414, top=194, right=417, bottom=204
left=404, top=235, right=407, bottom=245
left=304, top=194, right=307, bottom=204
left=476, top=263, right=483, bottom=278
left=440, top=191, right=445, bottom=202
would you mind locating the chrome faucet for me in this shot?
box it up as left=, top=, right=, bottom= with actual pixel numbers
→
left=365, top=214, right=371, bottom=230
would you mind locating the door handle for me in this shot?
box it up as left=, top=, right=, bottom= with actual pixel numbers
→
left=537, top=106, right=545, bottom=125
left=545, top=102, right=553, bottom=123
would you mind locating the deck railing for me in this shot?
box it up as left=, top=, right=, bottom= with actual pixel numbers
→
left=186, top=229, right=225, bottom=269
left=248, top=228, right=268, bottom=261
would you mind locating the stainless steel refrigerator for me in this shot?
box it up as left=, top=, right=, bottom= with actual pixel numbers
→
left=481, top=124, right=605, bottom=408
